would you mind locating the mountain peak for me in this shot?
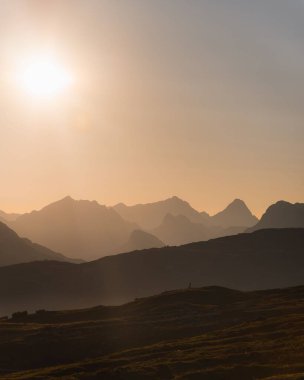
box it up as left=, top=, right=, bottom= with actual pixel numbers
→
left=247, top=201, right=304, bottom=232
left=9, top=197, right=135, bottom=260
left=211, top=199, right=258, bottom=228
left=169, top=195, right=183, bottom=201
left=226, top=199, right=249, bottom=211
left=60, top=195, right=74, bottom=203
left=165, top=196, right=188, bottom=206
left=230, top=198, right=246, bottom=206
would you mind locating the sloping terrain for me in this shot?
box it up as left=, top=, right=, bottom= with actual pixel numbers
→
left=9, top=196, right=136, bottom=260
left=0, top=228, right=303, bottom=316
left=120, top=230, right=164, bottom=253
left=0, top=286, right=304, bottom=379
left=211, top=198, right=258, bottom=227
left=153, top=213, right=213, bottom=245
left=0, top=222, right=79, bottom=267
left=248, top=201, right=304, bottom=232
left=0, top=210, right=20, bottom=223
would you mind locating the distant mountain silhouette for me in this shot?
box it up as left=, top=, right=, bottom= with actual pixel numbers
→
left=210, top=199, right=258, bottom=228
left=0, top=221, right=79, bottom=267
left=9, top=196, right=136, bottom=260
left=153, top=213, right=214, bottom=245
left=114, top=196, right=206, bottom=230
left=152, top=211, right=250, bottom=246
left=247, top=201, right=304, bottom=232
left=120, top=230, right=164, bottom=252
left=1, top=228, right=303, bottom=315
left=114, top=197, right=257, bottom=238
left=0, top=210, right=20, bottom=223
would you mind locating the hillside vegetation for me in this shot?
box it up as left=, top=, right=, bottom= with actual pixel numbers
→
left=0, top=285, right=304, bottom=379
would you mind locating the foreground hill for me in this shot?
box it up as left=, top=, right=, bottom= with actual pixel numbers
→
left=0, top=228, right=303, bottom=315
left=1, top=285, right=304, bottom=379
left=9, top=196, right=136, bottom=260
left=0, top=222, right=78, bottom=267
left=248, top=201, right=304, bottom=232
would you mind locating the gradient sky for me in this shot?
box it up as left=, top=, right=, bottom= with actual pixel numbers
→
left=0, top=0, right=303, bottom=217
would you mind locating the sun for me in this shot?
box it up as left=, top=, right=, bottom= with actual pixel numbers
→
left=18, top=53, right=73, bottom=99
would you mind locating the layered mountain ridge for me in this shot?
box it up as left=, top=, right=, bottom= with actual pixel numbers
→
left=247, top=200, right=304, bottom=232
left=0, top=228, right=303, bottom=316
left=0, top=221, right=79, bottom=267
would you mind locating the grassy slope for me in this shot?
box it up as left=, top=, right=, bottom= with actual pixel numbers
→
left=1, top=286, right=304, bottom=379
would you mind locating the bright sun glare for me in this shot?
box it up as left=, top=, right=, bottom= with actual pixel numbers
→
left=18, top=54, right=73, bottom=99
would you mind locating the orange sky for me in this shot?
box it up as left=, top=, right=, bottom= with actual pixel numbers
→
left=0, top=1, right=303, bottom=217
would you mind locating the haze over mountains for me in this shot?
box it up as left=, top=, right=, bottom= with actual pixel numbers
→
left=153, top=214, right=211, bottom=246
left=210, top=198, right=258, bottom=227
left=1, top=197, right=303, bottom=260
left=0, top=222, right=79, bottom=267
left=1, top=196, right=304, bottom=379
left=2, top=196, right=258, bottom=259
left=114, top=197, right=261, bottom=245
left=120, top=229, right=164, bottom=253
left=114, top=196, right=205, bottom=230
left=1, top=228, right=303, bottom=316
left=0, top=210, right=20, bottom=223
left=8, top=196, right=136, bottom=260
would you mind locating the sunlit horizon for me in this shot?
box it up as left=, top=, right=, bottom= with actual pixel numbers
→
left=0, top=0, right=303, bottom=221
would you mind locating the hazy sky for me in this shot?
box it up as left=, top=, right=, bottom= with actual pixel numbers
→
left=0, top=0, right=303, bottom=216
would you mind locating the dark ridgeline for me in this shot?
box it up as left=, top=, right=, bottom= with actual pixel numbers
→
left=0, top=228, right=303, bottom=316
left=1, top=285, right=304, bottom=379
left=247, top=201, right=304, bottom=232
left=0, top=221, right=80, bottom=267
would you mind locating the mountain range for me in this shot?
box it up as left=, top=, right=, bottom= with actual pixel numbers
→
left=0, top=228, right=303, bottom=316
left=2, top=196, right=258, bottom=259
left=8, top=196, right=136, bottom=260
left=1, top=197, right=303, bottom=261
left=113, top=196, right=205, bottom=229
